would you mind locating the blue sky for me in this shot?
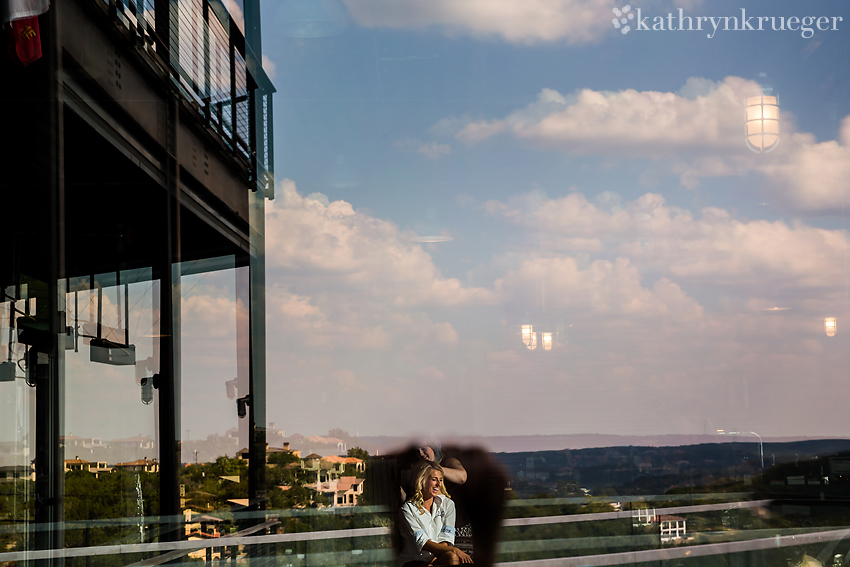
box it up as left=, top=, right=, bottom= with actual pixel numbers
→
left=243, top=0, right=850, bottom=441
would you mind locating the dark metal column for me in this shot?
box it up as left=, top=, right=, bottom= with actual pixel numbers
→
left=243, top=4, right=268, bottom=559
left=245, top=235, right=267, bottom=562
left=235, top=261, right=250, bottom=453
left=158, top=93, right=182, bottom=544
left=153, top=0, right=182, bottom=544
left=235, top=260, right=261, bottom=510
left=33, top=3, right=66, bottom=564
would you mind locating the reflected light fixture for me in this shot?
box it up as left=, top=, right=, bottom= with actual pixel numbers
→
left=824, top=317, right=837, bottom=337
left=745, top=76, right=779, bottom=154
left=521, top=311, right=565, bottom=353
left=521, top=324, right=536, bottom=350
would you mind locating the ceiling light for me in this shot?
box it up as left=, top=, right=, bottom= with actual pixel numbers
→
left=745, top=95, right=779, bottom=153
left=824, top=317, right=837, bottom=337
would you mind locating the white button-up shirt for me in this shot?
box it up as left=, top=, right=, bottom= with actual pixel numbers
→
left=399, top=496, right=457, bottom=564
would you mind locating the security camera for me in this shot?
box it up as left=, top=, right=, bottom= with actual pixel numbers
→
left=237, top=394, right=251, bottom=419
left=140, top=373, right=161, bottom=405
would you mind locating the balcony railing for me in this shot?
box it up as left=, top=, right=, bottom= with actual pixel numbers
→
left=2, top=495, right=849, bottom=566
left=91, top=0, right=275, bottom=195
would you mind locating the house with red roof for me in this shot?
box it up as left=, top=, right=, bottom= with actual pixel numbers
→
left=307, top=476, right=364, bottom=508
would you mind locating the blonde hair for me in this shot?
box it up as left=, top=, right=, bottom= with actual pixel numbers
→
left=411, top=463, right=450, bottom=514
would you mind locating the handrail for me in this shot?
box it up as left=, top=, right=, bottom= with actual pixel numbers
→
left=505, top=492, right=755, bottom=507
left=0, top=526, right=391, bottom=563
left=493, top=527, right=850, bottom=567
left=1, top=521, right=848, bottom=565
left=0, top=497, right=839, bottom=564
left=504, top=499, right=771, bottom=527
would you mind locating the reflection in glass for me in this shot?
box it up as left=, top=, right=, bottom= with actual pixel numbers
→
left=63, top=271, right=160, bottom=548
left=824, top=317, right=837, bottom=337
left=745, top=95, right=779, bottom=153
left=520, top=324, right=534, bottom=350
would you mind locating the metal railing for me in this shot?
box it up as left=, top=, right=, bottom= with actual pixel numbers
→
left=2, top=496, right=850, bottom=566
left=94, top=0, right=275, bottom=195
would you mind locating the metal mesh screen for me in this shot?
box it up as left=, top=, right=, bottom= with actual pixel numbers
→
left=89, top=0, right=273, bottom=187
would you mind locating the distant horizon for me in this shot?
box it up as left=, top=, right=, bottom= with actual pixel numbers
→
left=265, top=432, right=850, bottom=456
left=39, top=431, right=850, bottom=447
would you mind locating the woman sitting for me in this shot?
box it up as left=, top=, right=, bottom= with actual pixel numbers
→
left=399, top=464, right=473, bottom=566
left=400, top=444, right=467, bottom=502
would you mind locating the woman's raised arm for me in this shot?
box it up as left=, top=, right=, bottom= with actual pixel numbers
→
left=440, top=457, right=467, bottom=485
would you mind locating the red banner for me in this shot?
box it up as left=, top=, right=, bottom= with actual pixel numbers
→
left=8, top=15, right=41, bottom=66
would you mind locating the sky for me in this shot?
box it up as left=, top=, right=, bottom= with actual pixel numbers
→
left=254, top=0, right=850, bottom=441
left=45, top=0, right=850, bottom=447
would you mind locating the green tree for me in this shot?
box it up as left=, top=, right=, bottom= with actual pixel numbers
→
left=268, top=451, right=300, bottom=467
left=209, top=456, right=248, bottom=478
left=64, top=470, right=156, bottom=550
left=0, top=480, right=32, bottom=553
left=347, top=447, right=369, bottom=460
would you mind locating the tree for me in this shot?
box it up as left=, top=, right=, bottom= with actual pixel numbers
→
left=343, top=464, right=364, bottom=478
left=347, top=447, right=369, bottom=460
left=209, top=456, right=247, bottom=478
left=329, top=428, right=351, bottom=441
left=268, top=451, right=300, bottom=467
left=64, top=470, right=158, bottom=550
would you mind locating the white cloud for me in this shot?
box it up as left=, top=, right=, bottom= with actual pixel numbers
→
left=486, top=190, right=850, bottom=289
left=256, top=181, right=850, bottom=438
left=265, top=179, right=495, bottom=306
left=262, top=55, right=277, bottom=80
left=182, top=294, right=242, bottom=341
left=495, top=256, right=705, bottom=322
left=222, top=0, right=245, bottom=33
left=343, top=0, right=615, bottom=45
left=265, top=285, right=459, bottom=351
left=417, top=141, right=451, bottom=159
left=394, top=138, right=451, bottom=159
left=755, top=120, right=850, bottom=213
left=437, top=77, right=850, bottom=211
left=441, top=78, right=773, bottom=191
left=429, top=115, right=473, bottom=137
left=455, top=120, right=506, bottom=143
left=259, top=181, right=737, bottom=430
left=455, top=77, right=764, bottom=156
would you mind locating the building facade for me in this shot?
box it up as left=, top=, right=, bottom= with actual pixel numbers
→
left=0, top=0, right=273, bottom=560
